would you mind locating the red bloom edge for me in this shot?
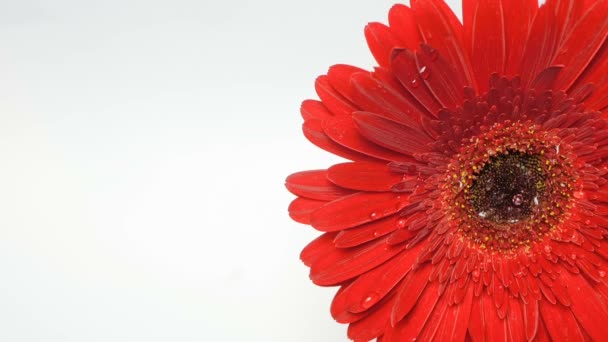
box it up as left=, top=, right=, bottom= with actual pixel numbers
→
left=287, top=1, right=608, bottom=341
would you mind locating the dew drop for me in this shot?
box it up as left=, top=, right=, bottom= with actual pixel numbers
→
left=512, top=193, right=524, bottom=206
left=411, top=78, right=420, bottom=88
left=361, top=293, right=379, bottom=309
left=397, top=219, right=407, bottom=229
left=570, top=254, right=577, bottom=260
left=419, top=66, right=430, bottom=79
left=600, top=270, right=606, bottom=278
left=370, top=212, right=378, bottom=219
left=472, top=270, right=480, bottom=278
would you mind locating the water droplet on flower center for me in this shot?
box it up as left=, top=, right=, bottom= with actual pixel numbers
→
left=467, top=152, right=545, bottom=224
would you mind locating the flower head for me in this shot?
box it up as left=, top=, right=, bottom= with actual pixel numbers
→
left=286, top=0, right=608, bottom=341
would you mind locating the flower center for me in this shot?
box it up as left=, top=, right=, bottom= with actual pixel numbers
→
left=443, top=121, right=579, bottom=252
left=467, top=152, right=545, bottom=224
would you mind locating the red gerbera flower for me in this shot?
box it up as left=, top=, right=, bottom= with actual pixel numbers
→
left=286, top=0, right=608, bottom=341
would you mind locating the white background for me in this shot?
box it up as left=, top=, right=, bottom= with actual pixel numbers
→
left=0, top=1, right=460, bottom=341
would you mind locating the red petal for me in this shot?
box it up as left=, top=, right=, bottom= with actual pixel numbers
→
left=390, top=48, right=442, bottom=116
left=300, top=232, right=337, bottom=267
left=388, top=4, right=421, bottom=51
left=468, top=294, right=486, bottom=341
left=285, top=170, right=354, bottom=201
left=333, top=215, right=402, bottom=248
left=288, top=197, right=326, bottom=224
left=385, top=276, right=441, bottom=340
left=562, top=271, right=608, bottom=340
left=301, top=100, right=332, bottom=121
left=311, top=192, right=407, bottom=232
left=415, top=44, right=466, bottom=108
left=327, top=161, right=402, bottom=192
left=553, top=0, right=608, bottom=90
left=365, top=22, right=401, bottom=68
left=506, top=297, right=526, bottom=342
left=349, top=71, right=427, bottom=129
left=530, top=65, right=564, bottom=91
left=519, top=3, right=559, bottom=87
left=536, top=315, right=552, bottom=342
left=417, top=291, right=449, bottom=341
left=539, top=300, right=586, bottom=341
left=322, top=115, right=413, bottom=162
left=503, top=0, right=537, bottom=76
left=464, top=0, right=506, bottom=93
left=326, top=64, right=366, bottom=103
left=483, top=291, right=509, bottom=341
left=523, top=299, right=539, bottom=341
left=347, top=296, right=393, bottom=341
left=411, top=0, right=475, bottom=88
left=315, top=75, right=357, bottom=117
left=352, top=111, right=432, bottom=156
left=345, top=243, right=424, bottom=314
left=309, top=237, right=406, bottom=286
left=434, top=284, right=475, bottom=342
left=391, top=265, right=433, bottom=325
left=302, top=119, right=375, bottom=162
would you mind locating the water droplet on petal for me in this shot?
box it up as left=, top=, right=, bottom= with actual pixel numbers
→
left=411, top=78, right=420, bottom=88
left=397, top=219, right=407, bottom=229
left=600, top=270, right=606, bottom=278
left=570, top=254, right=577, bottom=260
left=419, top=66, right=430, bottom=79
left=370, top=212, right=378, bottom=219
left=361, top=293, right=379, bottom=309
left=472, top=270, right=480, bottom=278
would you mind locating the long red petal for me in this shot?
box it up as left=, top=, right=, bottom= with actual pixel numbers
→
left=415, top=44, right=466, bottom=108
left=332, top=243, right=424, bottom=317
left=562, top=271, right=608, bottom=340
left=503, top=0, right=537, bottom=76
left=412, top=0, right=475, bottom=88
left=288, top=197, right=326, bottom=224
left=300, top=232, right=337, bottom=267
left=309, top=237, right=406, bottom=286
left=519, top=2, right=559, bottom=87
left=539, top=300, right=586, bottom=341
left=365, top=22, right=401, bottom=68
left=553, top=0, right=608, bottom=90
left=391, top=48, right=442, bottom=116
left=391, top=265, right=433, bottom=325
left=353, top=111, right=432, bottom=156
left=333, top=215, right=403, bottom=248
left=464, top=0, right=506, bottom=93
left=311, top=192, right=407, bottom=232
left=315, top=75, right=357, bottom=116
left=302, top=119, right=376, bottom=162
left=322, top=115, right=414, bottom=162
left=388, top=4, right=421, bottom=51
left=434, top=284, right=475, bottom=342
left=385, top=276, right=441, bottom=340
left=285, top=170, right=354, bottom=201
left=523, top=299, right=539, bottom=341
left=327, top=161, right=402, bottom=192
left=349, top=71, right=428, bottom=129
